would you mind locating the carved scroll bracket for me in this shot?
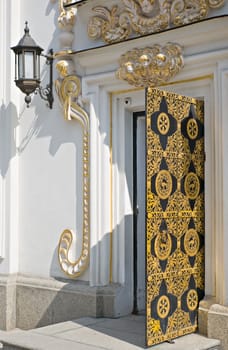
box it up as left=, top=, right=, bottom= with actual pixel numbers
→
left=51, top=0, right=90, bottom=278
left=116, top=43, right=184, bottom=88
left=55, top=63, right=90, bottom=278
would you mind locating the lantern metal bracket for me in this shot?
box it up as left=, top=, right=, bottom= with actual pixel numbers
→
left=37, top=49, right=54, bottom=109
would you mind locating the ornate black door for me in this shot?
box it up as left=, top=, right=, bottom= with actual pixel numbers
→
left=146, top=88, right=205, bottom=346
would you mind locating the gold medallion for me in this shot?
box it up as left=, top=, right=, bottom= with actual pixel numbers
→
left=184, top=229, right=200, bottom=257
left=155, top=231, right=172, bottom=261
left=157, top=112, right=170, bottom=135
left=187, top=118, right=198, bottom=140
left=187, top=289, right=198, bottom=311
left=156, top=170, right=172, bottom=200
left=184, top=173, right=200, bottom=200
left=157, top=295, right=170, bottom=319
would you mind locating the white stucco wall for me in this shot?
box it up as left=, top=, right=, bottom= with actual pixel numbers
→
left=18, top=0, right=89, bottom=280
left=0, top=0, right=89, bottom=281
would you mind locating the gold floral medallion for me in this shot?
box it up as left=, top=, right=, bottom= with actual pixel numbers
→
left=156, top=170, right=172, bottom=200
left=184, top=229, right=200, bottom=257
left=184, top=173, right=200, bottom=200
left=187, top=289, right=198, bottom=311
left=187, top=118, right=198, bottom=140
left=157, top=112, right=170, bottom=135
left=155, top=231, right=172, bottom=261
left=157, top=295, right=170, bottom=319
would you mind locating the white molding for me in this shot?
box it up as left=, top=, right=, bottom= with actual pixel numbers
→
left=0, top=0, right=20, bottom=271
left=214, top=64, right=228, bottom=305
left=0, top=0, right=7, bottom=259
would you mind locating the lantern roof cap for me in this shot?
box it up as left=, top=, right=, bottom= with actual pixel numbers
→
left=11, top=22, right=43, bottom=52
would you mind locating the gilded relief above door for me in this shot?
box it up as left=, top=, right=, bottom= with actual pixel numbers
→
left=88, top=0, right=225, bottom=44
left=146, top=88, right=205, bottom=346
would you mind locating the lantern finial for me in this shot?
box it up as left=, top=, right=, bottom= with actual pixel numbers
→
left=24, top=21, right=29, bottom=35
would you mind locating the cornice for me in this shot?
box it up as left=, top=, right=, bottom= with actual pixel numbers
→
left=72, top=17, right=228, bottom=72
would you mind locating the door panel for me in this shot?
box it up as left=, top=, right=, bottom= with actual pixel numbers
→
left=146, top=88, right=204, bottom=346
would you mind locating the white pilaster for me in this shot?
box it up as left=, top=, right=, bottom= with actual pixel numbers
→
left=88, top=90, right=100, bottom=286
left=112, top=96, right=126, bottom=284
left=88, top=85, right=111, bottom=286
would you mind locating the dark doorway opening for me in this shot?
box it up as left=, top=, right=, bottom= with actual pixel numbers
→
left=133, top=111, right=146, bottom=315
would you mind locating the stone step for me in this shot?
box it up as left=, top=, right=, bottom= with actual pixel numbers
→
left=0, top=316, right=221, bottom=350
left=1, top=335, right=221, bottom=350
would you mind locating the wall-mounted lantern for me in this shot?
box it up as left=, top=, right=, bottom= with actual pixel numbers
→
left=11, top=22, right=54, bottom=109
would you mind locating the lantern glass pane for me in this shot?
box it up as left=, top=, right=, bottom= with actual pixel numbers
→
left=35, top=54, right=41, bottom=80
left=18, top=53, right=24, bottom=79
left=15, top=53, right=17, bottom=80
left=24, top=51, right=34, bottom=79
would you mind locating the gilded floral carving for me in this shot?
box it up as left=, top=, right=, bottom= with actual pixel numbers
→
left=116, top=43, right=184, bottom=87
left=88, top=0, right=225, bottom=44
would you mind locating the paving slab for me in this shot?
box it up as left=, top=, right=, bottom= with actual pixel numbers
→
left=32, top=318, right=106, bottom=336
left=52, top=325, right=145, bottom=349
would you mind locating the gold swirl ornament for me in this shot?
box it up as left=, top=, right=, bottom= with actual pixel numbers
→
left=55, top=72, right=90, bottom=278
left=58, top=229, right=89, bottom=277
